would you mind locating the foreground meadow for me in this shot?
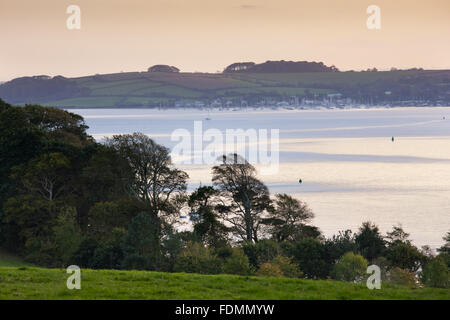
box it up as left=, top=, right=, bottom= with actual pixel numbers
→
left=0, top=267, right=448, bottom=300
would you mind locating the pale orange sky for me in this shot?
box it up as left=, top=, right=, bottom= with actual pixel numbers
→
left=1, top=0, right=449, bottom=81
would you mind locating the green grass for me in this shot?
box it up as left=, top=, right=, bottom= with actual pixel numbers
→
left=0, top=266, right=448, bottom=300
left=0, top=251, right=447, bottom=300
left=0, top=249, right=34, bottom=267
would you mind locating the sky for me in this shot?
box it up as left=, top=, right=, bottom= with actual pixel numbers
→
left=1, top=0, right=449, bottom=81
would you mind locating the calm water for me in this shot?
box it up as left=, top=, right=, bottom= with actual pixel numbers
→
left=71, top=107, right=450, bottom=248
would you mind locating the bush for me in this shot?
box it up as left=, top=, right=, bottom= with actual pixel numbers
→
left=122, top=212, right=161, bottom=270
left=271, top=255, right=303, bottom=278
left=91, top=228, right=125, bottom=269
left=331, top=252, right=368, bottom=282
left=354, top=222, right=385, bottom=262
left=222, top=248, right=252, bottom=276
left=72, top=238, right=99, bottom=268
left=285, top=238, right=328, bottom=279
left=173, top=242, right=221, bottom=275
left=389, top=267, right=416, bottom=286
left=385, top=241, right=424, bottom=272
left=324, top=230, right=357, bottom=267
left=23, top=237, right=57, bottom=266
left=242, top=239, right=280, bottom=269
left=420, top=257, right=449, bottom=288
left=256, top=263, right=283, bottom=277
left=52, top=208, right=83, bottom=267
left=371, top=256, right=390, bottom=281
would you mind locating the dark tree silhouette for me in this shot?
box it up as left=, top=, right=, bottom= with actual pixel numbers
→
left=212, top=154, right=271, bottom=243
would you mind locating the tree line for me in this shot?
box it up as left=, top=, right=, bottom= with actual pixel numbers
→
left=0, top=99, right=448, bottom=288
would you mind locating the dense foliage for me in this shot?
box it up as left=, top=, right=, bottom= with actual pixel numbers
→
left=0, top=101, right=448, bottom=288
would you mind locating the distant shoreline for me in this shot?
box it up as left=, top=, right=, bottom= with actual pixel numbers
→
left=62, top=105, right=450, bottom=111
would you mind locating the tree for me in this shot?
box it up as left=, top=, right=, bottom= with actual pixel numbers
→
left=90, top=228, right=126, bottom=269
left=437, top=231, right=450, bottom=255
left=386, top=224, right=410, bottom=242
left=0, top=107, right=45, bottom=217
left=256, top=263, right=283, bottom=277
left=270, top=255, right=302, bottom=278
left=285, top=238, right=328, bottom=279
left=106, top=133, right=188, bottom=259
left=354, top=222, right=386, bottom=262
left=0, top=104, right=92, bottom=251
left=264, top=193, right=315, bottom=242
left=242, top=239, right=280, bottom=269
left=81, top=145, right=133, bottom=204
left=106, top=133, right=188, bottom=218
left=437, top=231, right=450, bottom=268
left=420, top=257, right=449, bottom=288
left=188, top=186, right=229, bottom=248
left=87, top=199, right=144, bottom=243
left=212, top=154, right=271, bottom=242
left=331, top=252, right=368, bottom=282
left=389, top=267, right=417, bottom=287
left=221, top=248, right=252, bottom=275
left=12, top=152, right=72, bottom=202
left=0, top=98, right=11, bottom=112
left=122, top=212, right=161, bottom=270
left=324, top=230, right=357, bottom=268
left=3, top=153, right=73, bottom=253
left=52, top=207, right=83, bottom=267
left=173, top=242, right=222, bottom=274
left=385, top=225, right=424, bottom=272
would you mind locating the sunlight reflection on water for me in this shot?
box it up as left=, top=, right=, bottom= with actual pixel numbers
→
left=74, top=107, right=450, bottom=248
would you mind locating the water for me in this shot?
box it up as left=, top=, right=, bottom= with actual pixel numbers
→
left=70, top=107, right=450, bottom=248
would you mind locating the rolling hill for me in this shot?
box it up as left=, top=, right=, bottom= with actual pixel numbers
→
left=1, top=67, right=449, bottom=108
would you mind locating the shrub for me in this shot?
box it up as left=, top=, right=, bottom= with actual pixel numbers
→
left=324, top=230, right=357, bottom=266
left=23, top=237, right=56, bottom=266
left=52, top=208, right=83, bottom=267
left=271, top=255, right=303, bottom=278
left=354, top=222, right=385, bottom=262
left=371, top=256, right=390, bottom=281
left=256, top=263, right=284, bottom=277
left=385, top=241, right=424, bottom=272
left=173, top=242, right=221, bottom=275
left=331, top=252, right=368, bottom=282
left=285, top=238, right=328, bottom=279
left=122, top=212, right=161, bottom=270
left=420, top=257, right=449, bottom=288
left=91, top=228, right=125, bottom=269
left=438, top=252, right=450, bottom=269
left=72, top=238, right=99, bottom=268
left=222, top=248, right=252, bottom=276
left=389, top=267, right=416, bottom=287
left=242, top=239, right=280, bottom=269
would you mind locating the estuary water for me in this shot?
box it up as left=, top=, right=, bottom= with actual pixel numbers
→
left=70, top=107, right=450, bottom=248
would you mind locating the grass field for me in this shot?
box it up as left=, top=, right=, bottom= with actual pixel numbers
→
left=0, top=249, right=448, bottom=300
left=1, top=266, right=449, bottom=300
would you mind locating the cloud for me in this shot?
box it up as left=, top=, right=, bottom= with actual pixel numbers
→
left=240, top=4, right=259, bottom=9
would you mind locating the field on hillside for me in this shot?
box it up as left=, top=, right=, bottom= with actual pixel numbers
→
left=0, top=266, right=449, bottom=300
left=3, top=69, right=448, bottom=108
